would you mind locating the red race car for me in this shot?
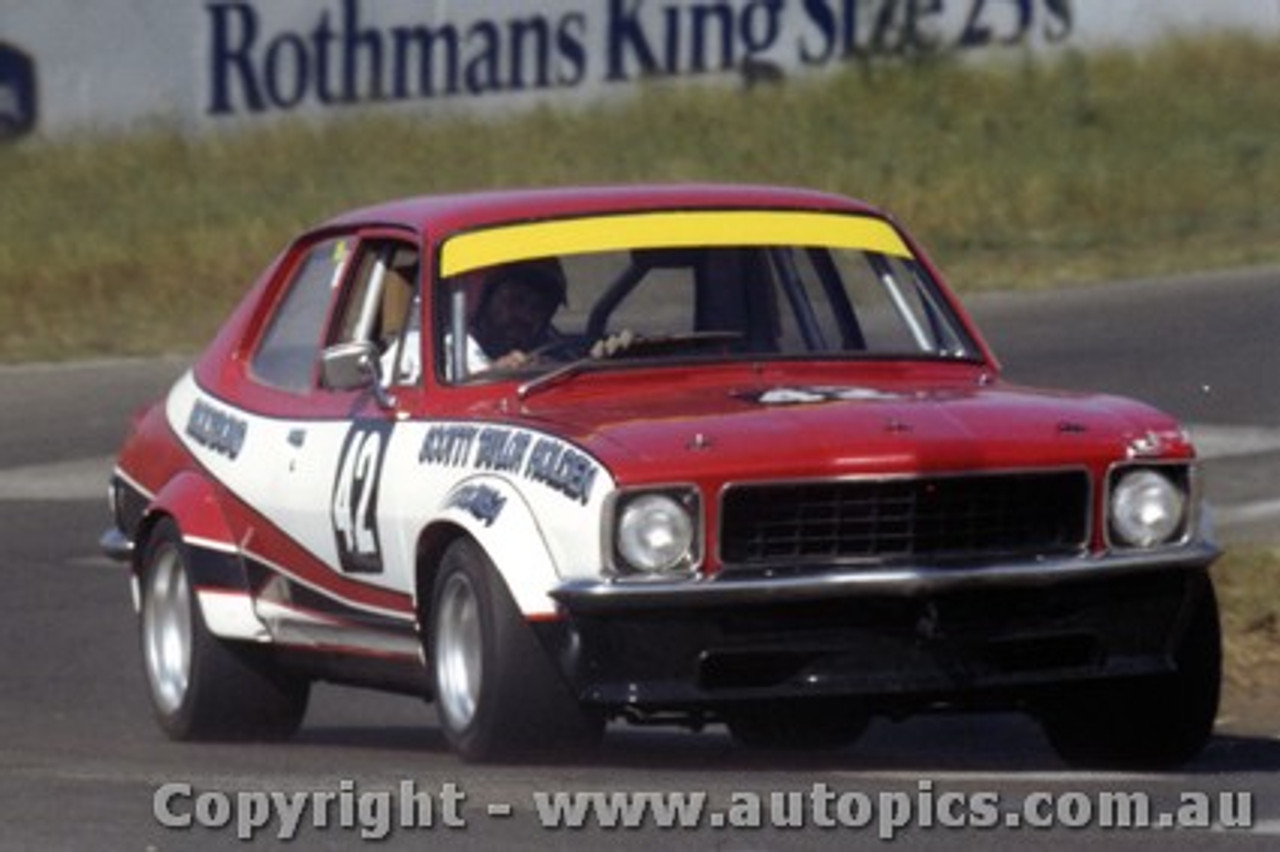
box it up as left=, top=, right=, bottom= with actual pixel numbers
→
left=102, top=184, right=1220, bottom=766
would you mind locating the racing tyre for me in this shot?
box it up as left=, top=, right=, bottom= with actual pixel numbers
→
left=725, top=698, right=870, bottom=751
left=1040, top=577, right=1221, bottom=770
left=139, top=518, right=309, bottom=741
left=429, top=538, right=603, bottom=762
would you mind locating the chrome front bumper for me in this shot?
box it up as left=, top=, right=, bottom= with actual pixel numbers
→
left=551, top=542, right=1221, bottom=612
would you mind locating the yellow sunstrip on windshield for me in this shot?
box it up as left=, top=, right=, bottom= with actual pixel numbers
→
left=439, top=210, right=911, bottom=277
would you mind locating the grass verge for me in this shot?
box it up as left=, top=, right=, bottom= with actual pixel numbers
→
left=1216, top=548, right=1280, bottom=721
left=2, top=34, right=1280, bottom=363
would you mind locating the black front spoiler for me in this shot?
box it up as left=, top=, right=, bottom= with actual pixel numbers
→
left=540, top=555, right=1218, bottom=710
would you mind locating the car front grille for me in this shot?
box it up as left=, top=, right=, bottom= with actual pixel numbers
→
left=719, top=471, right=1090, bottom=568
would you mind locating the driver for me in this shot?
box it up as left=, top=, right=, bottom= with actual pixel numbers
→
left=466, top=260, right=566, bottom=373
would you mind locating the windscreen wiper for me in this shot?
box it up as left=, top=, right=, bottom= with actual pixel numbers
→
left=516, top=356, right=603, bottom=400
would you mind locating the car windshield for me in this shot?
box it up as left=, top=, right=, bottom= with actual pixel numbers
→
left=436, top=211, right=980, bottom=383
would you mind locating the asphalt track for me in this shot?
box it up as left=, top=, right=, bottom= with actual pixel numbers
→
left=1, top=267, right=1278, bottom=850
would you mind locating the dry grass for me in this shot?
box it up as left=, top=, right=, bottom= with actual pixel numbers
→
left=1215, top=548, right=1280, bottom=710
left=2, top=35, right=1280, bottom=361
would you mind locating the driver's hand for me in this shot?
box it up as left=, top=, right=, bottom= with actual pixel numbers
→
left=590, top=329, right=635, bottom=359
left=493, top=350, right=533, bottom=370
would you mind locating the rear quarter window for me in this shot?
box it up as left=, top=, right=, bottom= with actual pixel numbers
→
left=251, top=237, right=349, bottom=392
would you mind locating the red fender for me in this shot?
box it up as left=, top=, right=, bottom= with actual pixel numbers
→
left=140, top=472, right=267, bottom=641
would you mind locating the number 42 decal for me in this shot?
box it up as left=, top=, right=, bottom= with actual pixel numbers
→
left=331, top=422, right=393, bottom=574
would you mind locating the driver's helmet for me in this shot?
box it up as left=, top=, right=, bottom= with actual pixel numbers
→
left=475, top=257, right=567, bottom=316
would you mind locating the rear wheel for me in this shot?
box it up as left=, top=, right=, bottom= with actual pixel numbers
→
left=429, top=538, right=602, bottom=761
left=139, top=518, right=309, bottom=741
left=725, top=698, right=870, bottom=751
left=1040, top=578, right=1220, bottom=770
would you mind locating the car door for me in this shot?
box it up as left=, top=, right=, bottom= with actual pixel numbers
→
left=241, top=229, right=424, bottom=653
left=318, top=236, right=422, bottom=584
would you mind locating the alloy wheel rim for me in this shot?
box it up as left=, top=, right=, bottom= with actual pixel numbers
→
left=434, top=572, right=483, bottom=731
left=142, top=546, right=193, bottom=715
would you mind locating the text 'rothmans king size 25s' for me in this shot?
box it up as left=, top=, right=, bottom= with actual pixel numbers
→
left=103, top=184, right=1220, bottom=766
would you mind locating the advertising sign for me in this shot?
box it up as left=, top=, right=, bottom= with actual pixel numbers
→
left=1, top=0, right=1277, bottom=140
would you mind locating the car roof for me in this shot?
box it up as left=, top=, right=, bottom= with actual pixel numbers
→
left=318, top=183, right=884, bottom=237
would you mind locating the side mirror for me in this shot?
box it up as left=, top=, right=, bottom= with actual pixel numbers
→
left=320, top=340, right=378, bottom=391
left=321, top=340, right=399, bottom=410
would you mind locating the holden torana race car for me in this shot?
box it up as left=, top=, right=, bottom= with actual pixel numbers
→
left=102, top=184, right=1220, bottom=766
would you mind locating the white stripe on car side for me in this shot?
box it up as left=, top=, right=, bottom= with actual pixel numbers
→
left=162, top=371, right=614, bottom=628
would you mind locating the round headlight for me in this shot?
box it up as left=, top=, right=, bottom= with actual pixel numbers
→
left=616, top=494, right=695, bottom=575
left=1111, top=469, right=1186, bottom=548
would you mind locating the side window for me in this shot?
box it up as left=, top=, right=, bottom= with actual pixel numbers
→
left=328, top=240, right=421, bottom=387
left=774, top=248, right=844, bottom=353
left=827, top=250, right=974, bottom=356
left=604, top=265, right=696, bottom=337
left=848, top=253, right=930, bottom=352
left=556, top=252, right=628, bottom=334
left=251, top=237, right=349, bottom=393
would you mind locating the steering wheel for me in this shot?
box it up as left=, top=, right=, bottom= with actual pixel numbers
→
left=594, top=330, right=742, bottom=359
left=524, top=335, right=586, bottom=363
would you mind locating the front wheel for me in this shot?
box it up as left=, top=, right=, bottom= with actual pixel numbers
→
left=1040, top=577, right=1221, bottom=770
left=139, top=518, right=309, bottom=741
left=429, top=538, right=602, bottom=762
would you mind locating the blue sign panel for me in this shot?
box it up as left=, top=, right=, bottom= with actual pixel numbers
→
left=0, top=42, right=36, bottom=139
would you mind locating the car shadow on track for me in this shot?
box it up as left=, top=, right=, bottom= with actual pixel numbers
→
left=292, top=708, right=1280, bottom=775
left=1193, top=734, right=1280, bottom=775
left=295, top=725, right=449, bottom=753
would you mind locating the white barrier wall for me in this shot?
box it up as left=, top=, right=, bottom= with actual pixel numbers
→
left=2, top=0, right=1278, bottom=140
